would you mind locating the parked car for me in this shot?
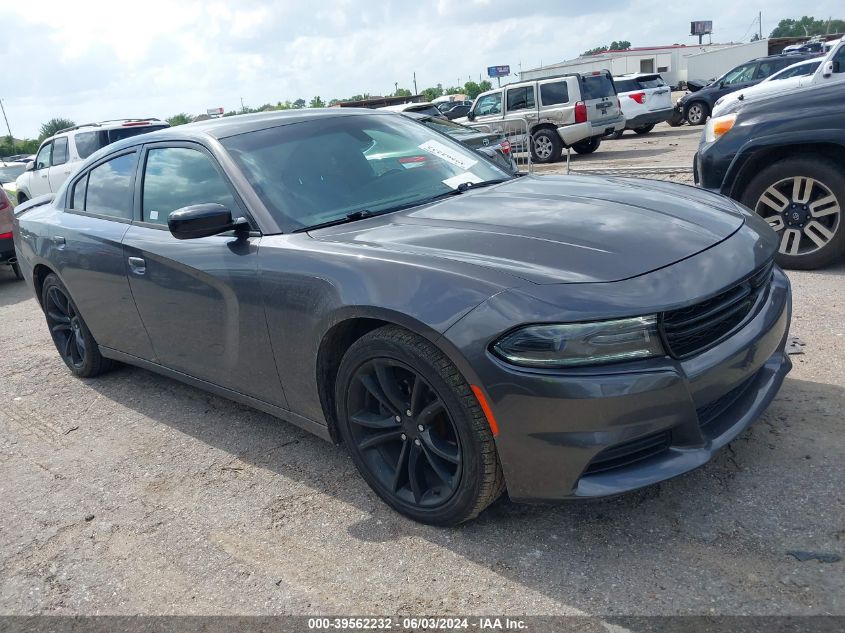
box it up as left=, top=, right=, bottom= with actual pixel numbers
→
left=675, top=53, right=818, bottom=125
left=15, top=110, right=792, bottom=525
left=404, top=111, right=517, bottom=173
left=458, top=71, right=625, bottom=162
left=712, top=58, right=822, bottom=116
left=610, top=73, right=673, bottom=137
left=379, top=102, right=445, bottom=118
left=0, top=161, right=27, bottom=199
left=442, top=103, right=473, bottom=120
left=695, top=81, right=845, bottom=269
left=0, top=187, right=22, bottom=279
left=14, top=118, right=169, bottom=204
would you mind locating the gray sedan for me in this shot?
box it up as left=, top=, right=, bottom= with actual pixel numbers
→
left=13, top=109, right=792, bottom=525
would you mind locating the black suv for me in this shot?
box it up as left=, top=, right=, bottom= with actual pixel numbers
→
left=677, top=53, right=818, bottom=125
left=695, top=81, right=845, bottom=269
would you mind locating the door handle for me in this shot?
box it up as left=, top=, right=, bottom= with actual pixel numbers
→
left=51, top=236, right=65, bottom=246
left=127, top=256, right=146, bottom=275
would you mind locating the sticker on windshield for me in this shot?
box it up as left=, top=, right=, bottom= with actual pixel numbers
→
left=442, top=172, right=484, bottom=190
left=418, top=140, right=478, bottom=170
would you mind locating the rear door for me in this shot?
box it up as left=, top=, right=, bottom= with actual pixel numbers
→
left=121, top=142, right=286, bottom=407
left=47, top=136, right=73, bottom=193
left=579, top=71, right=622, bottom=126
left=537, top=77, right=576, bottom=124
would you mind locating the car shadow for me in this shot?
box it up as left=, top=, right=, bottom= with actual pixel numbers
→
left=0, top=270, right=32, bottom=307
left=81, top=361, right=845, bottom=613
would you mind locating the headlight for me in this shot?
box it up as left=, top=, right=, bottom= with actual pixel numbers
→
left=704, top=113, right=737, bottom=143
left=491, top=316, right=665, bottom=368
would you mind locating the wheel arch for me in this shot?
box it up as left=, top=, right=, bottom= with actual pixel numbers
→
left=32, top=262, right=57, bottom=307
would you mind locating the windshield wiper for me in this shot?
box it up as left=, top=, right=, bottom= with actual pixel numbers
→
left=296, top=209, right=376, bottom=232
left=456, top=178, right=510, bottom=191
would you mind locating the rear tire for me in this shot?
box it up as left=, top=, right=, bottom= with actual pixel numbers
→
left=634, top=124, right=655, bottom=135
left=530, top=127, right=562, bottom=163
left=739, top=156, right=845, bottom=270
left=41, top=273, right=114, bottom=377
left=336, top=325, right=504, bottom=526
left=11, top=261, right=23, bottom=280
left=572, top=136, right=601, bottom=155
left=610, top=130, right=625, bottom=140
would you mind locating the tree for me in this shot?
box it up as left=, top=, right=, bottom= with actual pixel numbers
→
left=309, top=96, right=325, bottom=108
left=770, top=16, right=845, bottom=37
left=421, top=86, right=444, bottom=102
left=166, top=113, right=192, bottom=126
left=393, top=88, right=412, bottom=97
left=750, top=33, right=761, bottom=42
left=582, top=40, right=631, bottom=56
left=478, top=80, right=492, bottom=93
left=292, top=98, right=306, bottom=109
left=39, top=118, right=75, bottom=140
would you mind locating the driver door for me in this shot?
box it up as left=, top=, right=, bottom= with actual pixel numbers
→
left=28, top=142, right=53, bottom=197
left=121, top=142, right=287, bottom=407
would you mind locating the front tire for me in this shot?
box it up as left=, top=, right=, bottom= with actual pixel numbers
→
left=17, top=192, right=28, bottom=205
left=530, top=127, right=562, bottom=163
left=336, top=326, right=504, bottom=526
left=41, top=274, right=114, bottom=377
left=685, top=102, right=709, bottom=125
left=740, top=156, right=845, bottom=270
left=572, top=136, right=601, bottom=155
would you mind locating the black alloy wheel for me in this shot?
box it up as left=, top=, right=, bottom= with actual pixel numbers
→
left=336, top=326, right=504, bottom=525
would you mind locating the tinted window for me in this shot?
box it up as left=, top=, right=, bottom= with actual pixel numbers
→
left=71, top=175, right=87, bottom=210
left=35, top=143, right=52, bottom=170
left=474, top=93, right=502, bottom=115
left=52, top=137, right=69, bottom=166
left=580, top=74, right=616, bottom=99
left=834, top=46, right=845, bottom=72
left=722, top=63, right=756, bottom=85
left=540, top=81, right=569, bottom=105
left=85, top=153, right=136, bottom=219
left=75, top=132, right=100, bottom=159
left=775, top=62, right=819, bottom=79
left=612, top=79, right=638, bottom=93
left=755, top=60, right=783, bottom=79
left=142, top=147, right=237, bottom=225
left=637, top=75, right=666, bottom=88
left=505, top=86, right=536, bottom=111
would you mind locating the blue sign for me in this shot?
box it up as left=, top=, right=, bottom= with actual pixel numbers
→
left=487, top=65, right=511, bottom=78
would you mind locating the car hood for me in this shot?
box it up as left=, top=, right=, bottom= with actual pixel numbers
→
left=310, top=175, right=745, bottom=285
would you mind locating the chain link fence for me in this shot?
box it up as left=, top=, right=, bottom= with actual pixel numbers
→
left=464, top=117, right=533, bottom=173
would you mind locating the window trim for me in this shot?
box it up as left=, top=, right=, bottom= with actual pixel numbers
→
left=134, top=140, right=258, bottom=233
left=62, top=149, right=139, bottom=224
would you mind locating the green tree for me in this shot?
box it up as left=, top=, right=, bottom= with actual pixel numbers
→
left=443, top=86, right=463, bottom=95
left=582, top=40, right=630, bottom=56
left=393, top=88, right=412, bottom=97
left=292, top=98, right=307, bottom=109
left=166, top=113, right=192, bottom=126
left=309, top=96, right=325, bottom=108
left=478, top=80, right=492, bottom=93
left=421, top=86, right=444, bottom=102
left=39, top=117, right=76, bottom=140
left=770, top=16, right=845, bottom=37
left=463, top=81, right=487, bottom=99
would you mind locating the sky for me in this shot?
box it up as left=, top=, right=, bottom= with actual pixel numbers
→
left=1, top=0, right=841, bottom=138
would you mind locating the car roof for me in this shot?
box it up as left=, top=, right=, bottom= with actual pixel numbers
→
left=379, top=102, right=436, bottom=112
left=738, top=78, right=844, bottom=115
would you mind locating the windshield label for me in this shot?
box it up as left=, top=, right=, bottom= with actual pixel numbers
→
left=418, top=140, right=478, bottom=170
left=442, top=172, right=484, bottom=190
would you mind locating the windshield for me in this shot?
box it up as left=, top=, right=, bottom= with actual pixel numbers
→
left=0, top=164, right=26, bottom=183
left=580, top=74, right=617, bottom=99
left=222, top=113, right=510, bottom=232
left=417, top=116, right=479, bottom=137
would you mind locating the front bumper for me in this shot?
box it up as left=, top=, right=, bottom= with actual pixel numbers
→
left=447, top=259, right=791, bottom=502
left=625, top=108, right=674, bottom=129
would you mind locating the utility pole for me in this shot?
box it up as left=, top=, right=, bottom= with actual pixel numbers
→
left=759, top=12, right=763, bottom=40
left=0, top=99, right=13, bottom=149
left=413, top=72, right=417, bottom=95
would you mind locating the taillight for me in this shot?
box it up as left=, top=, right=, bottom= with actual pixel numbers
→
left=500, top=140, right=511, bottom=154
left=628, top=92, right=646, bottom=104
left=0, top=195, right=9, bottom=212
left=574, top=101, right=587, bottom=123
left=0, top=232, right=13, bottom=239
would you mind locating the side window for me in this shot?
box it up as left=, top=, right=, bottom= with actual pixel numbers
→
left=75, top=131, right=101, bottom=159
left=540, top=81, right=570, bottom=105
left=52, top=137, right=69, bottom=166
left=35, top=143, right=52, bottom=170
left=833, top=46, right=845, bottom=73
left=142, top=147, right=238, bottom=225
left=85, top=153, right=136, bottom=219
left=474, top=93, right=502, bottom=116
left=505, top=86, right=536, bottom=112
left=755, top=61, right=782, bottom=79
left=723, top=63, right=756, bottom=85
left=70, top=175, right=87, bottom=210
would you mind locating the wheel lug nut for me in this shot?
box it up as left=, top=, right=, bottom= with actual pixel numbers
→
left=417, top=424, right=424, bottom=432
left=414, top=438, right=421, bottom=446
left=400, top=433, right=407, bottom=441
left=394, top=415, right=401, bottom=422
left=405, top=409, right=412, bottom=417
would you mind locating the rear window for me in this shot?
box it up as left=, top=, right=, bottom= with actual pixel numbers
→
left=406, top=105, right=442, bottom=117
left=580, top=74, right=617, bottom=99
left=637, top=75, right=666, bottom=88
left=540, top=81, right=569, bottom=105
left=75, top=125, right=169, bottom=159
left=613, top=79, right=639, bottom=93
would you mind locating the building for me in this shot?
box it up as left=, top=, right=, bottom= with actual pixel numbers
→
left=518, top=37, right=836, bottom=88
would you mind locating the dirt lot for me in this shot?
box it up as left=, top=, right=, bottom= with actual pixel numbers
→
left=1, top=127, right=843, bottom=618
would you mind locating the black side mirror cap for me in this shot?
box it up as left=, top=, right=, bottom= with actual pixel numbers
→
left=168, top=203, right=248, bottom=240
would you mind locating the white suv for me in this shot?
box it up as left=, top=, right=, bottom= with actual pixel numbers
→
left=611, top=73, right=673, bottom=137
left=15, top=118, right=169, bottom=204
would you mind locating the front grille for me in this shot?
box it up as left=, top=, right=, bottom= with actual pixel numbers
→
left=660, top=260, right=774, bottom=358
left=583, top=430, right=671, bottom=475
left=696, top=373, right=758, bottom=430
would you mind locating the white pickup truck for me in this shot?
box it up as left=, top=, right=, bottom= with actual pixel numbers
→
left=712, top=38, right=844, bottom=117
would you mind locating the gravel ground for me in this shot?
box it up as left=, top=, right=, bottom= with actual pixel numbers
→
left=0, top=128, right=843, bottom=617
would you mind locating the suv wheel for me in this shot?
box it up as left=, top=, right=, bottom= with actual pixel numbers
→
left=740, top=156, right=845, bottom=270
left=572, top=137, right=601, bottom=155
left=685, top=102, right=709, bottom=125
left=531, top=128, right=562, bottom=163
left=336, top=326, right=504, bottom=525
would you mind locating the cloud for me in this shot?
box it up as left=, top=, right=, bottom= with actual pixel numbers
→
left=1, top=0, right=840, bottom=138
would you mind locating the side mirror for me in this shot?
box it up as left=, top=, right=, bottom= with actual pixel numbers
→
left=467, top=111, right=476, bottom=121
left=822, top=61, right=835, bottom=77
left=25, top=161, right=34, bottom=172
left=168, top=203, right=247, bottom=240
